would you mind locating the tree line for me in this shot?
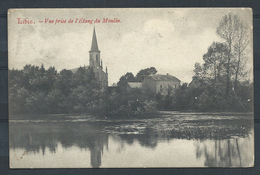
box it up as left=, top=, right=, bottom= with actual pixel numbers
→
left=9, top=65, right=102, bottom=114
left=191, top=13, right=253, bottom=111
left=9, top=65, right=158, bottom=117
left=9, top=13, right=253, bottom=117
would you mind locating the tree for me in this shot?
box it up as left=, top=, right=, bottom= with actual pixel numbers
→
left=44, top=66, right=58, bottom=92
left=116, top=72, right=135, bottom=92
left=55, top=69, right=73, bottom=95
left=9, top=87, right=30, bottom=114
left=189, top=42, right=232, bottom=111
left=71, top=67, right=98, bottom=89
left=202, top=42, right=228, bottom=88
left=233, top=22, right=250, bottom=91
left=216, top=13, right=249, bottom=101
left=39, top=64, right=45, bottom=77
left=135, top=67, right=157, bottom=82
left=193, top=62, right=203, bottom=79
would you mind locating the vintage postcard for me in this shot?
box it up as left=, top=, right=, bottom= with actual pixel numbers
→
left=8, top=8, right=254, bottom=168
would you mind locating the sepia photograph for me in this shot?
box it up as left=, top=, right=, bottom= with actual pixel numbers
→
left=8, top=8, right=254, bottom=168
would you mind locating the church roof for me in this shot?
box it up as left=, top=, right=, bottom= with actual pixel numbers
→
left=69, top=66, right=89, bottom=73
left=90, top=27, right=99, bottom=51
left=148, top=74, right=181, bottom=82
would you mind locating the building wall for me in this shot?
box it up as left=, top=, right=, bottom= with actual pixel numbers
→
left=92, top=67, right=107, bottom=89
left=101, top=70, right=108, bottom=88
left=89, top=52, right=108, bottom=89
left=143, top=76, right=180, bottom=95
left=142, top=76, right=156, bottom=94
left=155, top=81, right=180, bottom=96
left=89, top=51, right=101, bottom=68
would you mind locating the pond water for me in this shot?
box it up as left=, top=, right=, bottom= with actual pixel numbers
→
left=9, top=113, right=254, bottom=168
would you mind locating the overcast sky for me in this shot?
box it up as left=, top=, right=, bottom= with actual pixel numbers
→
left=8, top=8, right=253, bottom=85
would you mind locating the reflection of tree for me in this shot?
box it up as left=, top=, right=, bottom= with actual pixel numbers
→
left=10, top=116, right=252, bottom=168
left=9, top=122, right=108, bottom=168
left=113, top=127, right=160, bottom=149
left=105, top=118, right=252, bottom=151
left=136, top=128, right=159, bottom=148
left=10, top=123, right=59, bottom=155
left=195, top=138, right=247, bottom=167
left=173, top=119, right=252, bottom=167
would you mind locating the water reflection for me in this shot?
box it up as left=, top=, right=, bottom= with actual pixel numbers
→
left=10, top=122, right=109, bottom=168
left=9, top=115, right=253, bottom=168
left=195, top=137, right=253, bottom=167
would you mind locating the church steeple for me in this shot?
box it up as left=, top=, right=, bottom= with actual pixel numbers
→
left=89, top=27, right=100, bottom=68
left=90, top=27, right=99, bottom=51
left=88, top=27, right=108, bottom=89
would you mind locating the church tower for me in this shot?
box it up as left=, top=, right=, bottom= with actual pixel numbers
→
left=89, top=27, right=100, bottom=68
left=89, top=27, right=108, bottom=89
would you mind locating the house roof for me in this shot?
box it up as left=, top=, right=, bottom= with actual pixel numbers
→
left=127, top=82, right=142, bottom=88
left=148, top=74, right=181, bottom=82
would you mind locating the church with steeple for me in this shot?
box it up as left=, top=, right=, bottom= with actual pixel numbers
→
left=89, top=27, right=108, bottom=89
left=70, top=27, right=108, bottom=89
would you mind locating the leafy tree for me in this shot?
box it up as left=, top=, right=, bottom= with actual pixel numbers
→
left=39, top=64, right=45, bottom=77
left=135, top=67, right=157, bottom=82
left=116, top=72, right=135, bottom=92
left=54, top=69, right=73, bottom=95
left=26, top=91, right=47, bottom=114
left=72, top=67, right=98, bottom=88
left=9, top=87, right=30, bottom=114
left=202, top=42, right=228, bottom=87
left=118, top=72, right=135, bottom=85
left=44, top=66, right=57, bottom=92
left=233, top=22, right=250, bottom=91
left=107, top=88, right=156, bottom=117
left=193, top=62, right=203, bottom=78
left=45, top=89, right=62, bottom=114
left=216, top=13, right=239, bottom=100
left=216, top=13, right=250, bottom=101
left=8, top=64, right=100, bottom=115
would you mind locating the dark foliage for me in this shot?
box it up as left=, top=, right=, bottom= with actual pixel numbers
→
left=135, top=67, right=157, bottom=82
left=9, top=65, right=157, bottom=118
left=9, top=65, right=103, bottom=115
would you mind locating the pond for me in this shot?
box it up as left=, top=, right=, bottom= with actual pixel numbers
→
left=9, top=112, right=254, bottom=168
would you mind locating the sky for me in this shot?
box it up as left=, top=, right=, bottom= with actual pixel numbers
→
left=8, top=8, right=253, bottom=85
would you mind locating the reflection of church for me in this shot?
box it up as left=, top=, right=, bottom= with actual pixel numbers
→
left=89, top=132, right=109, bottom=168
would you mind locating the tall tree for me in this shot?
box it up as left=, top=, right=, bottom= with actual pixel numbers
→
left=202, top=42, right=228, bottom=88
left=190, top=42, right=230, bottom=110
left=233, top=22, right=250, bottom=91
left=216, top=13, right=241, bottom=100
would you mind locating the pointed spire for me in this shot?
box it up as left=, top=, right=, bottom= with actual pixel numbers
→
left=90, top=27, right=99, bottom=51
left=106, top=66, right=108, bottom=74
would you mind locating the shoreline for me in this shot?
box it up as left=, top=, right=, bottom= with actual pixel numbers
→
left=9, top=111, right=253, bottom=122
